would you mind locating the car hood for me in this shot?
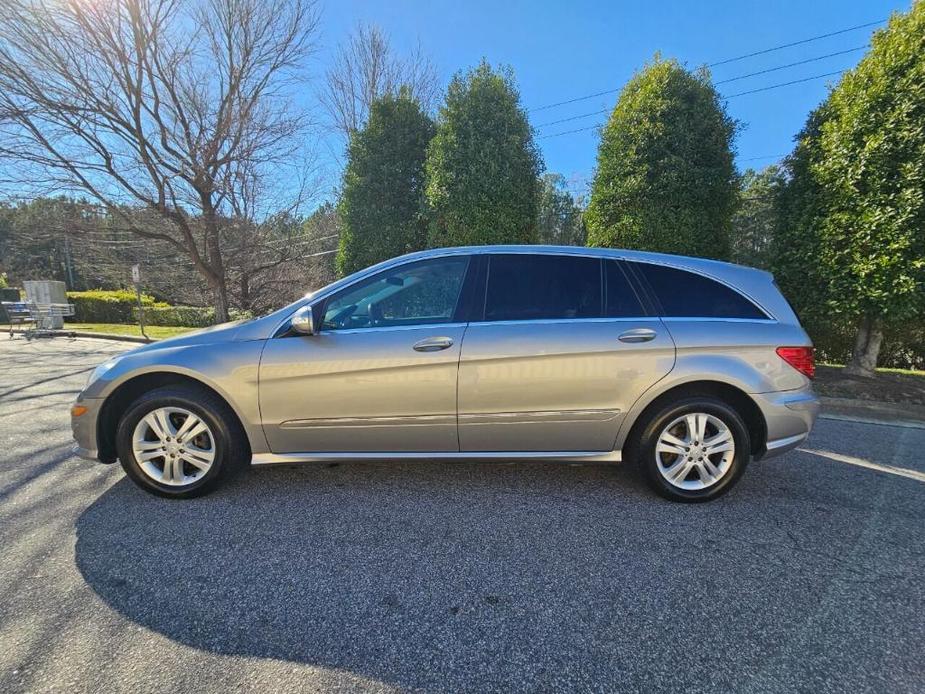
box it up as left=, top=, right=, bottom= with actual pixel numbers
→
left=124, top=320, right=247, bottom=356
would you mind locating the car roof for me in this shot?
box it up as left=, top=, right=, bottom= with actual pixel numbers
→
left=394, top=245, right=772, bottom=280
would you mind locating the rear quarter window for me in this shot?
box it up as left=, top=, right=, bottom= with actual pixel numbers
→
left=636, top=263, right=768, bottom=320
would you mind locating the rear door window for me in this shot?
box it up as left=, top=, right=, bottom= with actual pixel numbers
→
left=635, top=263, right=768, bottom=319
left=484, top=254, right=602, bottom=321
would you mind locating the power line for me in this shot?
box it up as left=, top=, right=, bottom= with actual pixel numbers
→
left=539, top=69, right=848, bottom=139
left=724, top=70, right=844, bottom=98
left=714, top=45, right=867, bottom=85
left=740, top=153, right=787, bottom=162
left=530, top=88, right=622, bottom=114
left=706, top=19, right=884, bottom=67
left=528, top=18, right=884, bottom=113
left=537, top=124, right=602, bottom=140
left=535, top=109, right=609, bottom=128
left=535, top=47, right=865, bottom=130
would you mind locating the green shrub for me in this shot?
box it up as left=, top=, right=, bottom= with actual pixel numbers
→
left=133, top=305, right=251, bottom=327
left=66, top=289, right=166, bottom=323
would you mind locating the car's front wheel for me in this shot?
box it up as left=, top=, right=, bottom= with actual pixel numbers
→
left=115, top=385, right=247, bottom=498
left=634, top=396, right=750, bottom=502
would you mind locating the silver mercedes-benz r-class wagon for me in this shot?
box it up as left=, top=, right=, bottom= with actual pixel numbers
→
left=71, top=246, right=819, bottom=502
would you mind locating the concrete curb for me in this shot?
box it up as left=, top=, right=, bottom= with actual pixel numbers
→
left=819, top=396, right=925, bottom=425
left=8, top=328, right=153, bottom=344
left=819, top=412, right=925, bottom=430
left=64, top=331, right=152, bottom=344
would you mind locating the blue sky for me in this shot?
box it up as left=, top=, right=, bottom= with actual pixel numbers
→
left=313, top=0, right=910, bottom=197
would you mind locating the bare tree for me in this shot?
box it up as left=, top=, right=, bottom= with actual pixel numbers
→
left=224, top=202, right=339, bottom=313
left=0, top=0, right=321, bottom=320
left=321, top=22, right=440, bottom=140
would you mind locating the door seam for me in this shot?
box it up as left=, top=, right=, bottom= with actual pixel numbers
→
left=455, top=322, right=471, bottom=452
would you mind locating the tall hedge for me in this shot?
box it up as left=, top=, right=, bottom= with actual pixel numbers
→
left=336, top=92, right=435, bottom=276
left=586, top=56, right=738, bottom=260
left=425, top=61, right=542, bottom=247
left=772, top=5, right=925, bottom=375
left=812, top=6, right=925, bottom=374
left=771, top=108, right=833, bottom=328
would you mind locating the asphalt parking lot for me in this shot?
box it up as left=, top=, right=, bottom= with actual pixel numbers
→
left=0, top=337, right=923, bottom=693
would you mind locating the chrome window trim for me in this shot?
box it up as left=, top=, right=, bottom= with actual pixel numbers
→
left=466, top=316, right=655, bottom=328
left=658, top=316, right=777, bottom=324
left=314, top=321, right=468, bottom=336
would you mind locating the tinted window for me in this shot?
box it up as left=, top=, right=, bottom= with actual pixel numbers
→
left=322, top=257, right=469, bottom=330
left=637, top=263, right=767, bottom=319
left=604, top=261, right=644, bottom=317
left=485, top=254, right=601, bottom=321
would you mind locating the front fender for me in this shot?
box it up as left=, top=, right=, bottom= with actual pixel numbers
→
left=86, top=340, right=269, bottom=455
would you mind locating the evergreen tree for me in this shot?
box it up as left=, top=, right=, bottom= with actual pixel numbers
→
left=337, top=91, right=435, bottom=276
left=425, top=61, right=542, bottom=247
left=586, top=56, right=738, bottom=260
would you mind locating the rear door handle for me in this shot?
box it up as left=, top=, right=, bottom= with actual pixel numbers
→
left=618, top=328, right=657, bottom=343
left=413, top=336, right=454, bottom=352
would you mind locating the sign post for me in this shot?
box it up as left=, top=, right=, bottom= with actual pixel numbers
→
left=131, top=264, right=149, bottom=341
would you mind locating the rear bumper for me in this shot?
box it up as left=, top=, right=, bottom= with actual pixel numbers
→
left=71, top=395, right=104, bottom=463
left=753, top=387, right=820, bottom=460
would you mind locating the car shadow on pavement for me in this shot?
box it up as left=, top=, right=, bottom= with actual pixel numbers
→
left=72, top=451, right=924, bottom=692
left=73, top=461, right=675, bottom=690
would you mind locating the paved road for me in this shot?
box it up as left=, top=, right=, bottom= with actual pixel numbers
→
left=0, top=337, right=923, bottom=693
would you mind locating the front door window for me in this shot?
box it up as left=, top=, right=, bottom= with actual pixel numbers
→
left=322, top=257, right=470, bottom=331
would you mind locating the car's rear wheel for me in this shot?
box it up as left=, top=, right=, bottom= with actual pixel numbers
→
left=634, top=396, right=750, bottom=502
left=115, top=385, right=247, bottom=498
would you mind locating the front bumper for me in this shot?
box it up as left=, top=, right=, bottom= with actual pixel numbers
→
left=71, top=395, right=105, bottom=462
left=753, top=387, right=820, bottom=460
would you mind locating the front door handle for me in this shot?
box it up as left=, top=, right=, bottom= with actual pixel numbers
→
left=618, top=328, right=657, bottom=343
left=413, top=336, right=454, bottom=352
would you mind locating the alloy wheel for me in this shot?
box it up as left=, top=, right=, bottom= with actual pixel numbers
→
left=131, top=406, right=215, bottom=486
left=654, top=413, right=735, bottom=490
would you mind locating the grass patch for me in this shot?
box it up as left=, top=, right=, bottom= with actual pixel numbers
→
left=3, top=322, right=197, bottom=340
left=815, top=364, right=925, bottom=405
left=819, top=362, right=925, bottom=378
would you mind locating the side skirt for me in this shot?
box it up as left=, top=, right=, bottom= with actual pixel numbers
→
left=251, top=450, right=623, bottom=466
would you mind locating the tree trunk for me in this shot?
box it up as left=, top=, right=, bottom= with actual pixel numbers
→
left=203, top=206, right=229, bottom=323
left=240, top=273, right=251, bottom=313
left=212, top=277, right=230, bottom=324
left=845, top=315, right=883, bottom=377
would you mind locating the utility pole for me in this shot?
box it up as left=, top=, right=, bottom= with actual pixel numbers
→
left=62, top=236, right=75, bottom=288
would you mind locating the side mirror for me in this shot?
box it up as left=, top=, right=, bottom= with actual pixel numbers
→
left=290, top=305, right=316, bottom=335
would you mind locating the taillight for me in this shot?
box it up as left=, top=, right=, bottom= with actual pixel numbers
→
left=776, top=346, right=815, bottom=379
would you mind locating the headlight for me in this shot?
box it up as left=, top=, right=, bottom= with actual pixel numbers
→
left=86, top=359, right=119, bottom=388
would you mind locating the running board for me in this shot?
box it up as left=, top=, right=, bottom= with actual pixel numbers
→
left=251, top=450, right=622, bottom=465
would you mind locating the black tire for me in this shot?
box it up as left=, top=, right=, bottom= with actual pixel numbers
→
left=633, top=396, right=751, bottom=503
left=115, top=385, right=249, bottom=499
